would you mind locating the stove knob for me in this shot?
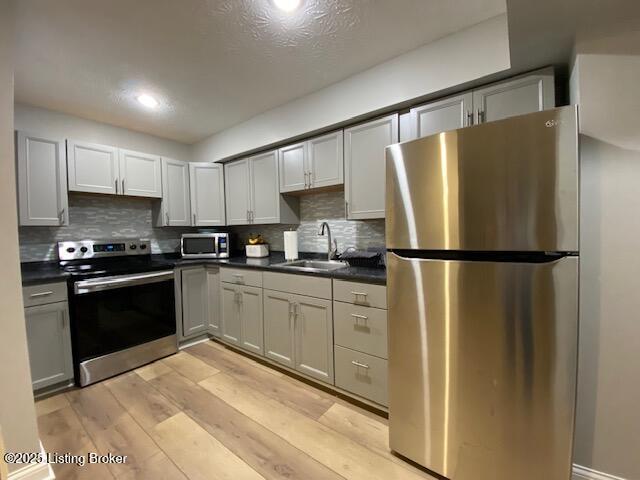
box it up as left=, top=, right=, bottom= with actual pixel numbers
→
left=139, top=244, right=147, bottom=250
left=129, top=244, right=137, bottom=250
left=66, top=247, right=76, bottom=253
left=80, top=246, right=88, bottom=253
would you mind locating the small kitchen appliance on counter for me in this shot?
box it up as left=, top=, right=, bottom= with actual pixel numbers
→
left=181, top=232, right=230, bottom=258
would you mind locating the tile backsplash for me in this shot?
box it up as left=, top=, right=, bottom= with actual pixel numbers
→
left=19, top=193, right=196, bottom=262
left=19, top=190, right=385, bottom=262
left=230, top=190, right=385, bottom=253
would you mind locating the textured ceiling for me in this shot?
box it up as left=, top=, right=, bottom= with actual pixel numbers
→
left=15, top=0, right=506, bottom=143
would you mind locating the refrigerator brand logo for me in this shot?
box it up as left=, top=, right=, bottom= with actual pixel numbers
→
left=545, top=119, right=561, bottom=127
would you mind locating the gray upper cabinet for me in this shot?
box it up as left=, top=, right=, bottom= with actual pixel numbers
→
left=156, top=158, right=191, bottom=227
left=279, top=142, right=307, bottom=193
left=263, top=289, right=296, bottom=368
left=24, top=299, right=73, bottom=391
left=409, top=92, right=473, bottom=140
left=472, top=68, right=555, bottom=124
left=16, top=131, right=69, bottom=226
left=226, top=151, right=299, bottom=225
left=180, top=266, right=208, bottom=338
left=67, top=139, right=119, bottom=195
left=279, top=131, right=344, bottom=193
left=224, top=158, right=251, bottom=225
left=250, top=150, right=280, bottom=224
left=189, top=162, right=225, bottom=226
left=118, top=149, right=162, bottom=198
left=206, top=266, right=221, bottom=337
left=308, top=130, right=343, bottom=189
left=344, top=114, right=399, bottom=220
left=293, top=294, right=334, bottom=383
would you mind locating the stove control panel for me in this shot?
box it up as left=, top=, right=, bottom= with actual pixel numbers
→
left=58, top=239, right=152, bottom=261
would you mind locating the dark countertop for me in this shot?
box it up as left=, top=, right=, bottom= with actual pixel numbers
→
left=21, top=251, right=386, bottom=286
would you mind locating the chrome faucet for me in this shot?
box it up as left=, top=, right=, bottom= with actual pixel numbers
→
left=318, top=222, right=338, bottom=261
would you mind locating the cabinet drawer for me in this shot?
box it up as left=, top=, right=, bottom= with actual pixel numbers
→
left=263, top=271, right=331, bottom=299
left=335, top=345, right=388, bottom=406
left=333, top=280, right=387, bottom=309
left=220, top=267, right=263, bottom=288
left=334, top=301, right=387, bottom=359
left=23, top=282, right=67, bottom=307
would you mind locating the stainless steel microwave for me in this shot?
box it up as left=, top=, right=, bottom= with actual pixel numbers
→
left=181, top=233, right=231, bottom=258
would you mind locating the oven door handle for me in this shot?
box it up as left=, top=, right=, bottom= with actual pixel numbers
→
left=74, top=270, right=174, bottom=295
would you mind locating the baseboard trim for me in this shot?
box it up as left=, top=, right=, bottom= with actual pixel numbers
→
left=8, top=442, right=54, bottom=480
left=573, top=464, right=627, bottom=480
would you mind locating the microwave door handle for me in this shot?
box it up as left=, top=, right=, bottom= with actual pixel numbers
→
left=214, top=237, right=219, bottom=255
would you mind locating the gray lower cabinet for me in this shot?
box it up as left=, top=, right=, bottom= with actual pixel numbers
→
left=180, top=266, right=208, bottom=338
left=24, top=300, right=73, bottom=391
left=263, top=288, right=334, bottom=384
left=334, top=345, right=388, bottom=406
left=220, top=282, right=264, bottom=355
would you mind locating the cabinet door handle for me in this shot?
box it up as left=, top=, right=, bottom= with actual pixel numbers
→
left=115, top=179, right=118, bottom=194
left=476, top=108, right=484, bottom=124
left=351, top=360, right=370, bottom=369
left=165, top=212, right=170, bottom=225
left=345, top=201, right=348, bottom=219
left=351, top=313, right=368, bottom=323
left=308, top=171, right=312, bottom=188
left=466, top=111, right=474, bottom=127
left=193, top=213, right=196, bottom=225
left=59, top=208, right=65, bottom=225
left=30, top=291, right=53, bottom=298
left=122, top=179, right=125, bottom=193
left=251, top=211, right=255, bottom=223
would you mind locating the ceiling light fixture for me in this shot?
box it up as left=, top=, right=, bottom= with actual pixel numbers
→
left=137, top=93, right=159, bottom=108
left=273, top=0, right=301, bottom=12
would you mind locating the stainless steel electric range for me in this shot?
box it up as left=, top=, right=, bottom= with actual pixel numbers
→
left=58, top=239, right=178, bottom=386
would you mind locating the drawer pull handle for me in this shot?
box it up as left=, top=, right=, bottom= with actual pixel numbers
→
left=30, top=291, right=54, bottom=298
left=351, top=291, right=368, bottom=298
left=351, top=313, right=368, bottom=320
left=351, top=360, right=370, bottom=369
left=232, top=274, right=244, bottom=281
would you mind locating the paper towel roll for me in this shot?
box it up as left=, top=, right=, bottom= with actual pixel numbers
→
left=284, top=230, right=299, bottom=260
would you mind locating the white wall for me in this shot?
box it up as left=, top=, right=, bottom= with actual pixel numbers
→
left=193, top=14, right=510, bottom=162
left=571, top=29, right=640, bottom=480
left=0, top=0, right=42, bottom=472
left=15, top=103, right=192, bottom=161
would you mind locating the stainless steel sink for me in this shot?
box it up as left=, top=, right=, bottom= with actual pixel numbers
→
left=273, top=259, right=348, bottom=273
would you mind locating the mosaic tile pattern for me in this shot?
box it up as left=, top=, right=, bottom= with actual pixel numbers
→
left=19, top=191, right=386, bottom=262
left=231, top=190, right=386, bottom=253
left=19, top=193, right=196, bottom=262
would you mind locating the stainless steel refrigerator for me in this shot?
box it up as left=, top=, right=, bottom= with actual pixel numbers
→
left=385, top=106, right=579, bottom=480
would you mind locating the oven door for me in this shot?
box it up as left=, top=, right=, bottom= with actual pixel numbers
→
left=70, top=270, right=177, bottom=385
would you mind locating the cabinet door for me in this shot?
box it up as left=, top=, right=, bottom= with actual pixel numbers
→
left=67, top=139, right=119, bottom=195
left=249, top=150, right=280, bottom=224
left=239, top=285, right=264, bottom=355
left=25, top=302, right=73, bottom=390
left=17, top=131, right=69, bottom=226
left=263, top=290, right=295, bottom=368
left=344, top=114, right=398, bottom=220
left=220, top=283, right=241, bottom=345
left=473, top=70, right=555, bottom=124
left=206, top=267, right=221, bottom=337
left=409, top=92, right=473, bottom=140
left=161, top=158, right=191, bottom=226
left=189, top=162, right=225, bottom=226
left=181, top=267, right=208, bottom=338
left=278, top=142, right=307, bottom=193
left=308, top=130, right=343, bottom=189
left=119, top=149, right=162, bottom=198
left=224, top=159, right=251, bottom=225
left=294, top=294, right=334, bottom=383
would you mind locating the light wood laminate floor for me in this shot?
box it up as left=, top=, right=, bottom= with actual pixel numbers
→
left=35, top=340, right=436, bottom=480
